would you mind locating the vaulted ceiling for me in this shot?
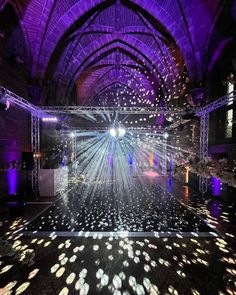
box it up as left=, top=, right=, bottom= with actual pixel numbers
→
left=0, top=0, right=235, bottom=106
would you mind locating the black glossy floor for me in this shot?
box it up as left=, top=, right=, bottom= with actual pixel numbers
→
left=0, top=177, right=236, bottom=295
left=22, top=179, right=215, bottom=237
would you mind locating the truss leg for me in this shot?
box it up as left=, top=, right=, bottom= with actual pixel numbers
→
left=31, top=115, right=40, bottom=198
left=199, top=113, right=209, bottom=194
left=161, top=138, right=167, bottom=175
left=72, top=136, right=77, bottom=175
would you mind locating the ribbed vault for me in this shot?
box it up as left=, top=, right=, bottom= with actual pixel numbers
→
left=0, top=0, right=231, bottom=107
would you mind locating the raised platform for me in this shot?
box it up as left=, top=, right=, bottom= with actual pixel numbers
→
left=20, top=179, right=220, bottom=238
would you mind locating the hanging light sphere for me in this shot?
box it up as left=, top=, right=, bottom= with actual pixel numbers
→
left=109, top=126, right=126, bottom=139
left=109, top=128, right=117, bottom=138
left=118, top=127, right=126, bottom=138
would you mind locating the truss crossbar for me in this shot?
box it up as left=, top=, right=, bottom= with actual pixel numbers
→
left=42, top=106, right=192, bottom=115
left=72, top=136, right=77, bottom=174
left=2, top=86, right=235, bottom=117
left=161, top=138, right=167, bottom=175
left=197, top=92, right=236, bottom=115
left=167, top=92, right=236, bottom=130
left=1, top=86, right=46, bottom=117
left=2, top=86, right=236, bottom=196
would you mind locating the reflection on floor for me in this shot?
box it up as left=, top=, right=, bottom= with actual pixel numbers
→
left=22, top=182, right=215, bottom=237
left=0, top=177, right=236, bottom=295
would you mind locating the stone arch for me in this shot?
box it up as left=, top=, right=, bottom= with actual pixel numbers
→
left=32, top=0, right=108, bottom=78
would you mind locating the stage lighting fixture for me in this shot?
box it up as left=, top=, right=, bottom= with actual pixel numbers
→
left=109, top=126, right=126, bottom=139
left=70, top=132, right=75, bottom=138
left=118, top=127, right=126, bottom=138
left=0, top=88, right=10, bottom=111
left=163, top=132, right=169, bottom=139
left=166, top=116, right=173, bottom=122
left=42, top=117, right=58, bottom=122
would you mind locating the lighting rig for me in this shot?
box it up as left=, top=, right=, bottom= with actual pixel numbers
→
left=1, top=86, right=236, bottom=195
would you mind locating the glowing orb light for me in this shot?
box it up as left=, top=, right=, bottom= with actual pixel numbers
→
left=163, top=132, right=169, bottom=139
left=109, top=128, right=117, bottom=138
left=118, top=127, right=126, bottom=138
left=109, top=126, right=126, bottom=139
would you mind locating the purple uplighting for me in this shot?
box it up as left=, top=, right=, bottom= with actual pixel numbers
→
left=7, top=169, right=18, bottom=194
left=0, top=1, right=236, bottom=294
left=208, top=200, right=222, bottom=219
left=128, top=154, right=133, bottom=165
left=108, top=154, right=113, bottom=167
left=212, top=177, right=221, bottom=196
left=169, top=159, right=173, bottom=177
left=6, top=153, right=19, bottom=195
left=167, top=178, right=172, bottom=193
left=154, top=154, right=159, bottom=168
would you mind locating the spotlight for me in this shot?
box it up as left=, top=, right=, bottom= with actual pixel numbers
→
left=42, top=117, right=58, bottom=122
left=166, top=117, right=173, bottom=122
left=0, top=88, right=10, bottom=111
left=163, top=132, right=169, bottom=139
left=118, top=127, right=126, bottom=138
left=70, top=132, right=75, bottom=138
left=109, top=128, right=117, bottom=138
left=109, top=126, right=126, bottom=139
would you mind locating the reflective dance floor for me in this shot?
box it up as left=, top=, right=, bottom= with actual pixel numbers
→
left=22, top=179, right=217, bottom=238
left=1, top=177, right=235, bottom=295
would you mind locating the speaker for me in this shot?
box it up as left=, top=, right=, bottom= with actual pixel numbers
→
left=22, top=152, right=34, bottom=170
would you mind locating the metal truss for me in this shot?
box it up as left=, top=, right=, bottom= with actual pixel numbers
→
left=200, top=113, right=209, bottom=161
left=61, top=126, right=165, bottom=134
left=1, top=86, right=45, bottom=197
left=199, top=113, right=209, bottom=194
left=166, top=119, right=191, bottom=131
left=197, top=92, right=236, bottom=115
left=1, top=86, right=46, bottom=117
left=161, top=138, right=167, bottom=175
left=3, top=85, right=235, bottom=117
left=42, top=105, right=193, bottom=115
left=167, top=92, right=236, bottom=130
left=31, top=115, right=40, bottom=197
left=2, top=86, right=236, bottom=197
left=197, top=91, right=236, bottom=194
left=72, top=136, right=77, bottom=174
left=41, top=91, right=236, bottom=120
